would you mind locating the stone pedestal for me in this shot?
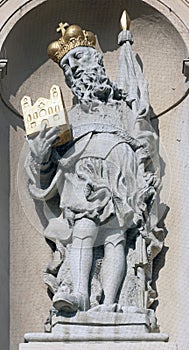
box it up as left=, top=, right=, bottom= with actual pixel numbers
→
left=22, top=311, right=169, bottom=342
left=19, top=342, right=177, bottom=350
left=19, top=310, right=170, bottom=348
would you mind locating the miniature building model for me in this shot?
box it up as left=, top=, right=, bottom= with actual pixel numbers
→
left=21, top=85, right=71, bottom=145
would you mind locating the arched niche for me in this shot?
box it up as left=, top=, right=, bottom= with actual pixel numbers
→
left=0, top=1, right=188, bottom=350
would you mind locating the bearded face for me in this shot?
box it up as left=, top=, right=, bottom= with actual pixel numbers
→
left=60, top=47, right=122, bottom=110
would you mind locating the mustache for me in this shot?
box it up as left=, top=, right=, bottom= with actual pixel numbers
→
left=72, top=67, right=107, bottom=83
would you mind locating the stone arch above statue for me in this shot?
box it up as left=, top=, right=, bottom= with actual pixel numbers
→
left=0, top=0, right=188, bottom=117
left=1, top=0, right=189, bottom=50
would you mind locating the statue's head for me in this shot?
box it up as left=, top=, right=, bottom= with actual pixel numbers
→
left=59, top=47, right=103, bottom=87
left=48, top=23, right=123, bottom=109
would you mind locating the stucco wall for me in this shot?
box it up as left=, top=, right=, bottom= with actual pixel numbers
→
left=0, top=99, right=10, bottom=350
left=0, top=1, right=189, bottom=349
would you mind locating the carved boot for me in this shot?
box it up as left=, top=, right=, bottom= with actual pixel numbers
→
left=53, top=290, right=89, bottom=312
left=53, top=291, right=78, bottom=312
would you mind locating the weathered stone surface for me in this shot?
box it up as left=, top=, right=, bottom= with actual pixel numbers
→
left=20, top=310, right=166, bottom=342
left=24, top=330, right=168, bottom=342
left=19, top=342, right=177, bottom=350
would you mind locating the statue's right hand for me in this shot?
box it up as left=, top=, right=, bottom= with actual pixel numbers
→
left=27, top=124, right=61, bottom=164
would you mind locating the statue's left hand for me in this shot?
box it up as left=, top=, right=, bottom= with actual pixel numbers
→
left=27, top=124, right=61, bottom=164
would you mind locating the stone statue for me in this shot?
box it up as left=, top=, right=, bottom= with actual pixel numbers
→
left=24, top=14, right=165, bottom=336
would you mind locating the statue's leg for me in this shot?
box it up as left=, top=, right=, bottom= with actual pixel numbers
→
left=102, top=237, right=125, bottom=306
left=70, top=218, right=99, bottom=310
left=53, top=218, right=98, bottom=312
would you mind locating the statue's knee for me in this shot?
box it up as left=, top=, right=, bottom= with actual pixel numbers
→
left=104, top=232, right=125, bottom=247
left=73, top=218, right=98, bottom=241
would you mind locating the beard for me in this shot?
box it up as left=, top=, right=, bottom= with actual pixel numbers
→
left=68, top=64, right=122, bottom=111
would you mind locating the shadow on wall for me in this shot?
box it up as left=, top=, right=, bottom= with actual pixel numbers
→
left=151, top=203, right=170, bottom=312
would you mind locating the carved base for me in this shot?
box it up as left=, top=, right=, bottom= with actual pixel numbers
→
left=23, top=332, right=169, bottom=342
left=23, top=311, right=168, bottom=342
left=20, top=342, right=176, bottom=350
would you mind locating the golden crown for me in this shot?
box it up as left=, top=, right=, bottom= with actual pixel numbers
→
left=47, top=23, right=96, bottom=64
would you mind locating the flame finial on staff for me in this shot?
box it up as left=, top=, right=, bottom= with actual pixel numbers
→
left=120, top=10, right=131, bottom=30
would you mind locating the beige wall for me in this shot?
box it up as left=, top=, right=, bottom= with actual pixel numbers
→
left=0, top=1, right=189, bottom=349
left=0, top=100, right=10, bottom=350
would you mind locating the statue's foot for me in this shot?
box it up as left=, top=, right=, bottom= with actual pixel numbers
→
left=53, top=291, right=89, bottom=312
left=53, top=291, right=78, bottom=312
left=88, top=303, right=122, bottom=313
